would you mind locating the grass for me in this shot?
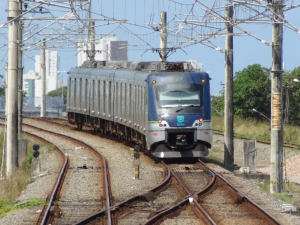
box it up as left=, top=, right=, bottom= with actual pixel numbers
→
left=0, top=135, right=52, bottom=218
left=212, top=115, right=300, bottom=146
left=60, top=121, right=68, bottom=125
left=0, top=197, right=46, bottom=218
left=257, top=181, right=300, bottom=205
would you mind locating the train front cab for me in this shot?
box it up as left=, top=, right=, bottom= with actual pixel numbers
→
left=147, top=72, right=212, bottom=158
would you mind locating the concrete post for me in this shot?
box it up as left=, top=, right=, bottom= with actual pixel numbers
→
left=224, top=5, right=234, bottom=167
left=6, top=0, right=20, bottom=176
left=41, top=38, right=46, bottom=117
left=270, top=0, right=284, bottom=193
left=243, top=140, right=257, bottom=173
left=18, top=17, right=23, bottom=134
left=160, top=12, right=167, bottom=62
left=18, top=138, right=27, bottom=159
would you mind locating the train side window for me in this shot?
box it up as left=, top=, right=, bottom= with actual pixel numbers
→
left=108, top=81, right=111, bottom=115
left=124, top=83, right=127, bottom=118
left=116, top=82, right=118, bottom=117
left=79, top=78, right=82, bottom=109
left=119, top=83, right=121, bottom=117
left=142, top=86, right=145, bottom=123
left=121, top=83, right=124, bottom=118
left=129, top=84, right=132, bottom=121
left=101, top=81, right=104, bottom=114
left=138, top=86, right=140, bottom=123
left=132, top=85, right=135, bottom=123
left=69, top=78, right=76, bottom=107
left=98, top=80, right=100, bottom=113
left=139, top=86, right=142, bottom=123
left=118, top=82, right=120, bottom=116
left=85, top=79, right=88, bottom=110
left=124, top=83, right=126, bottom=120
left=144, top=86, right=148, bottom=123
left=92, top=80, right=95, bottom=111
left=121, top=83, right=123, bottom=117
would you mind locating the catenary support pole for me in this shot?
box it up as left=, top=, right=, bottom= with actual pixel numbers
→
left=18, top=2, right=23, bottom=134
left=40, top=38, right=46, bottom=117
left=160, top=11, right=167, bottom=62
left=270, top=0, right=284, bottom=194
left=7, top=0, right=20, bottom=176
left=88, top=21, right=95, bottom=61
left=224, top=4, right=234, bottom=167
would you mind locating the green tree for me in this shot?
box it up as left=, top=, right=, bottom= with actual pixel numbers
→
left=233, top=64, right=271, bottom=120
left=211, top=94, right=224, bottom=116
left=282, top=67, right=300, bottom=125
left=0, top=74, right=5, bottom=96
left=46, top=86, right=67, bottom=104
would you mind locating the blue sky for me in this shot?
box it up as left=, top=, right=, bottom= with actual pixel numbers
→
left=0, top=0, right=300, bottom=95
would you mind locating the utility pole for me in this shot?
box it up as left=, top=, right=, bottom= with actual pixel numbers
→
left=224, top=5, right=234, bottom=167
left=270, top=0, right=284, bottom=194
left=7, top=0, right=20, bottom=176
left=41, top=38, right=46, bottom=117
left=160, top=11, right=167, bottom=62
left=18, top=2, right=23, bottom=134
left=88, top=21, right=95, bottom=61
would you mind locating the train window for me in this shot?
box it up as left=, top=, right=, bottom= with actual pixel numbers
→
left=79, top=78, right=82, bottom=109
left=142, top=86, right=145, bottom=124
left=108, top=81, right=111, bottom=115
left=155, top=83, right=204, bottom=114
left=129, top=84, right=132, bottom=120
left=102, top=81, right=105, bottom=114
left=123, top=83, right=128, bottom=119
left=133, top=85, right=136, bottom=122
left=122, top=83, right=125, bottom=117
left=137, top=86, right=139, bottom=123
left=85, top=79, right=88, bottom=110
left=73, top=78, right=76, bottom=108
left=98, top=80, right=100, bottom=113
left=92, top=80, right=95, bottom=111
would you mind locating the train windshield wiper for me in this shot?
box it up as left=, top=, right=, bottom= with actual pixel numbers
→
left=175, top=105, right=196, bottom=113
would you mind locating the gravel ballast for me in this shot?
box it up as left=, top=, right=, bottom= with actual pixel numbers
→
left=209, top=134, right=300, bottom=225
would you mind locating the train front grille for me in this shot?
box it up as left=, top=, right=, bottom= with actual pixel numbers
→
left=166, top=128, right=196, bottom=149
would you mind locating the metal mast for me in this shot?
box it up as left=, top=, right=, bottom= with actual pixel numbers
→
left=160, top=11, right=167, bottom=62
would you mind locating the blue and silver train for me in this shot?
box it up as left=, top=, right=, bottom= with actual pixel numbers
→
left=67, top=61, right=212, bottom=158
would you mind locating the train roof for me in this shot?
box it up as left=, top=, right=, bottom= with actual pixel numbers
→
left=78, top=60, right=203, bottom=73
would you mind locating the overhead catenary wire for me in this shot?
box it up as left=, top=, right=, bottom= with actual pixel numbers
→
left=0, top=0, right=300, bottom=79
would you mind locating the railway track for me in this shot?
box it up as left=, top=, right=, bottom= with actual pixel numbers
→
left=2, top=118, right=284, bottom=224
left=0, top=123, right=69, bottom=225
left=0, top=118, right=112, bottom=224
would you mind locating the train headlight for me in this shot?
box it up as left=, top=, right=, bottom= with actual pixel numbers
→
left=152, top=80, right=156, bottom=84
left=199, top=118, right=204, bottom=123
left=158, top=119, right=162, bottom=123
left=201, top=79, right=205, bottom=83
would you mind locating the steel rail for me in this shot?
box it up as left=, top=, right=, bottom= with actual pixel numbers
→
left=75, top=159, right=171, bottom=224
left=0, top=121, right=69, bottom=225
left=198, top=159, right=282, bottom=225
left=21, top=121, right=112, bottom=224
left=36, top=136, right=69, bottom=225
left=145, top=161, right=216, bottom=225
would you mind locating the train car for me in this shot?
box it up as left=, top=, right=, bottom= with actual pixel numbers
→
left=67, top=61, right=212, bottom=158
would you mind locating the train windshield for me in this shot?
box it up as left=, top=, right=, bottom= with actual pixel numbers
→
left=155, top=83, right=203, bottom=114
